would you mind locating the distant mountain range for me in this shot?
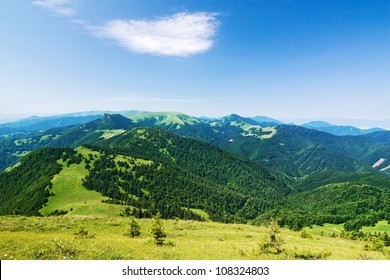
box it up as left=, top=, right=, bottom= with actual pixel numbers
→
left=0, top=110, right=144, bottom=135
left=2, top=110, right=390, bottom=177
left=1, top=110, right=387, bottom=137
left=301, top=121, right=385, bottom=136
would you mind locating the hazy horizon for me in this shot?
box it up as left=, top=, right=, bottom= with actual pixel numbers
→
left=1, top=109, right=390, bottom=130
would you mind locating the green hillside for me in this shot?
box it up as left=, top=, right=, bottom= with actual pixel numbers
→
left=0, top=127, right=289, bottom=223
left=0, top=147, right=75, bottom=215
left=46, top=114, right=135, bottom=147
left=85, top=127, right=290, bottom=222
left=130, top=112, right=202, bottom=127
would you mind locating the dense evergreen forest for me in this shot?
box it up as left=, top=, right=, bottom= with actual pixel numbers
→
left=82, top=147, right=244, bottom=222
left=257, top=183, right=390, bottom=231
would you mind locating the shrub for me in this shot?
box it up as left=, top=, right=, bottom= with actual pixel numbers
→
left=293, top=251, right=331, bottom=260
left=54, top=240, right=80, bottom=259
left=74, top=227, right=95, bottom=239
left=371, top=237, right=385, bottom=252
left=48, top=209, right=68, bottom=216
left=300, top=229, right=312, bottom=239
left=129, top=218, right=141, bottom=237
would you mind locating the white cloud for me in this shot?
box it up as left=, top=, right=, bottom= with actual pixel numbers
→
left=32, top=0, right=76, bottom=17
left=90, top=12, right=219, bottom=57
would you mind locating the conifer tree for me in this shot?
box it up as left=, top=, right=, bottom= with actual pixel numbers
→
left=129, top=218, right=141, bottom=238
left=151, top=212, right=166, bottom=246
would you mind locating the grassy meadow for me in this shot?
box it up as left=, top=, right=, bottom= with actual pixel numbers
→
left=0, top=215, right=389, bottom=260
left=39, top=146, right=138, bottom=217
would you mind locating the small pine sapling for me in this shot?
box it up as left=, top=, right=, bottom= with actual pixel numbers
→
left=129, top=218, right=141, bottom=238
left=151, top=212, right=167, bottom=246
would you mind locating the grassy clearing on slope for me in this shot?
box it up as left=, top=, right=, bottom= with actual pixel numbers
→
left=13, top=138, right=32, bottom=146
left=362, top=221, right=390, bottom=234
left=39, top=134, right=52, bottom=142
left=260, top=127, right=277, bottom=139
left=305, top=223, right=345, bottom=236
left=0, top=216, right=388, bottom=260
left=114, top=154, right=153, bottom=167
left=305, top=221, right=390, bottom=237
left=229, top=121, right=277, bottom=140
left=188, top=208, right=210, bottom=221
left=99, top=129, right=126, bottom=139
left=75, top=146, right=100, bottom=158
left=39, top=148, right=128, bottom=217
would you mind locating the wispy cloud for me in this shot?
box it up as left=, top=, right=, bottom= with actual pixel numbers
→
left=32, top=2, right=220, bottom=57
left=32, top=0, right=76, bottom=17
left=107, top=94, right=223, bottom=104
left=90, top=12, right=220, bottom=57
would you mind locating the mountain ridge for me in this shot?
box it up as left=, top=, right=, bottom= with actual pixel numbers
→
left=302, top=121, right=385, bottom=136
left=2, top=110, right=388, bottom=137
left=2, top=112, right=390, bottom=179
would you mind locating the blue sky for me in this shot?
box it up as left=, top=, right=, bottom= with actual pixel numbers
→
left=1, top=0, right=389, bottom=122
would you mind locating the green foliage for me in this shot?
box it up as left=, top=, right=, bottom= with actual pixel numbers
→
left=129, top=219, right=141, bottom=238
left=365, top=237, right=385, bottom=252
left=151, top=212, right=167, bottom=246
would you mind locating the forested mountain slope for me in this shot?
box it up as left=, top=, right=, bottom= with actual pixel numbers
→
left=0, top=147, right=76, bottom=215
left=0, top=127, right=289, bottom=223
left=258, top=182, right=390, bottom=231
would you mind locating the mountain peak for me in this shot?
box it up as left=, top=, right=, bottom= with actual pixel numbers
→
left=219, top=114, right=260, bottom=125
left=130, top=112, right=202, bottom=128
left=84, top=114, right=135, bottom=130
